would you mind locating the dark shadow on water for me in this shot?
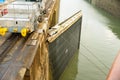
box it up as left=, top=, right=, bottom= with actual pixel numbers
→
left=59, top=52, right=79, bottom=80
left=96, top=8, right=120, bottom=40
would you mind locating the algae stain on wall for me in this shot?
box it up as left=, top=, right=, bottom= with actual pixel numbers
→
left=89, top=0, right=120, bottom=18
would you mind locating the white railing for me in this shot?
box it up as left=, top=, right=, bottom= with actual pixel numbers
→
left=0, top=1, right=38, bottom=28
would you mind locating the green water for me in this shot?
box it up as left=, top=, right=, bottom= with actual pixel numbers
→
left=59, top=0, right=120, bottom=80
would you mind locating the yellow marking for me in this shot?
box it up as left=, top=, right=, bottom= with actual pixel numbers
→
left=13, top=28, right=18, bottom=32
left=21, top=28, right=27, bottom=37
left=0, top=27, right=8, bottom=36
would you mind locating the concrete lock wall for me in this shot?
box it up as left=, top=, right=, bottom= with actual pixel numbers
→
left=90, top=0, right=120, bottom=18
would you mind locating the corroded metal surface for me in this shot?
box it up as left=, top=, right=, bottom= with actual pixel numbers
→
left=0, top=0, right=56, bottom=80
left=0, top=34, right=29, bottom=80
left=0, top=33, right=12, bottom=46
left=47, top=11, right=82, bottom=43
left=0, top=34, right=21, bottom=62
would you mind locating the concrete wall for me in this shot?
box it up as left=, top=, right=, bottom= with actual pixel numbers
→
left=91, top=0, right=120, bottom=18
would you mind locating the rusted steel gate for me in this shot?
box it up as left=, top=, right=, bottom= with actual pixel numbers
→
left=48, top=12, right=82, bottom=80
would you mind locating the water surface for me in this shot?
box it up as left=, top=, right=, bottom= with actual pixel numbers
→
left=59, top=0, right=120, bottom=80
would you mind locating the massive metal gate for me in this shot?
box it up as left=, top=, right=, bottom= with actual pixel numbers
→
left=48, top=12, right=82, bottom=80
